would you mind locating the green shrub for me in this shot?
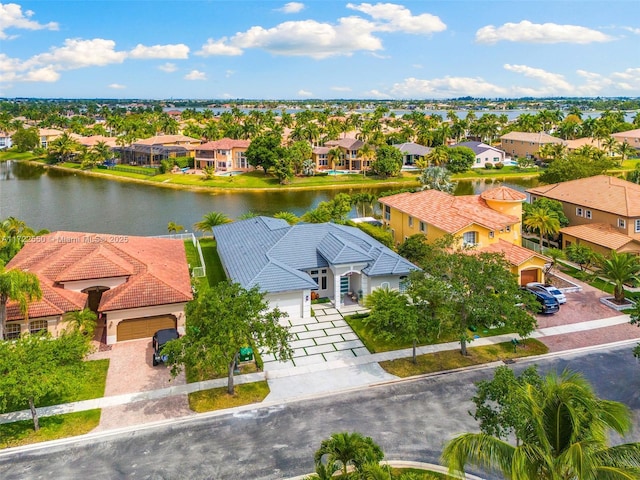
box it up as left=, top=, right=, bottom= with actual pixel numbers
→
left=355, top=221, right=394, bottom=248
left=484, top=162, right=494, bottom=169
left=494, top=162, right=504, bottom=169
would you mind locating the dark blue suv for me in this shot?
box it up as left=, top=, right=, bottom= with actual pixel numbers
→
left=526, top=287, right=560, bottom=314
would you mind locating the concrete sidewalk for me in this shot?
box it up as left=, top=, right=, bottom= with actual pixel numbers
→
left=0, top=313, right=634, bottom=426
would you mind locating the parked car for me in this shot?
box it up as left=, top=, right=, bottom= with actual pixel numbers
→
left=526, top=282, right=566, bottom=304
left=152, top=328, right=179, bottom=366
left=525, top=287, right=560, bottom=314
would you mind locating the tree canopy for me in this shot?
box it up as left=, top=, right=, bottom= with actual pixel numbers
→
left=370, top=144, right=403, bottom=178
left=538, top=153, right=617, bottom=184
left=245, top=133, right=284, bottom=174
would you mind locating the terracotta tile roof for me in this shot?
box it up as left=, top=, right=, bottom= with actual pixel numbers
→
left=476, top=239, right=549, bottom=266
left=6, top=283, right=85, bottom=321
left=325, top=138, right=364, bottom=150
left=500, top=131, right=564, bottom=144
left=560, top=223, right=640, bottom=250
left=5, top=232, right=192, bottom=319
left=563, top=137, right=602, bottom=150
left=527, top=175, right=640, bottom=217
left=69, top=134, right=118, bottom=147
left=197, top=138, right=251, bottom=150
left=481, top=186, right=526, bottom=202
left=611, top=128, right=640, bottom=141
left=135, top=134, right=201, bottom=145
left=379, top=189, right=519, bottom=233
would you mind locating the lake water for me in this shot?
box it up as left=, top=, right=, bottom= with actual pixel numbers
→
left=0, top=161, right=538, bottom=236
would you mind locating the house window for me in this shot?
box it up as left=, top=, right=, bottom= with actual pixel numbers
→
left=635, top=219, right=640, bottom=233
left=576, top=207, right=583, bottom=217
left=618, top=219, right=626, bottom=228
left=476, top=159, right=481, bottom=164
left=384, top=205, right=391, bottom=221
left=419, top=221, right=426, bottom=233
left=399, top=276, right=408, bottom=293
left=506, top=226, right=511, bottom=233
left=463, top=231, right=478, bottom=246
left=5, top=323, right=21, bottom=339
left=585, top=210, right=592, bottom=219
left=408, top=216, right=413, bottom=227
left=29, top=319, right=48, bottom=334
left=493, top=157, right=499, bottom=162
left=489, top=231, right=494, bottom=239
left=321, top=276, right=327, bottom=290
left=380, top=282, right=390, bottom=290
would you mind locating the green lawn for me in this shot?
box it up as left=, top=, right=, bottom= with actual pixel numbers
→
left=380, top=339, right=549, bottom=378
left=188, top=381, right=270, bottom=413
left=0, top=151, right=40, bottom=162
left=345, top=313, right=514, bottom=353
left=198, top=238, right=226, bottom=286
left=0, top=410, right=101, bottom=449
left=557, top=263, right=640, bottom=301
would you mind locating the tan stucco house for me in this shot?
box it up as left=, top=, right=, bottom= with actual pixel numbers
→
left=4, top=232, right=193, bottom=344
left=194, top=138, right=251, bottom=171
left=500, top=131, right=563, bottom=161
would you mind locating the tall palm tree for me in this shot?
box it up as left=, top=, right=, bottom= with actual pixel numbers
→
left=593, top=250, right=640, bottom=304
left=618, top=142, right=634, bottom=162
left=314, top=432, right=384, bottom=478
left=328, top=147, right=342, bottom=172
left=524, top=206, right=560, bottom=251
left=0, top=266, right=42, bottom=339
left=193, top=211, right=231, bottom=238
left=442, top=369, right=640, bottom=480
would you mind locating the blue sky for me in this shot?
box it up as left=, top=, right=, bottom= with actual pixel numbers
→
left=1, top=1, right=639, bottom=99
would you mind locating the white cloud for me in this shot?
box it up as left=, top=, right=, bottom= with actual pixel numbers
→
left=184, top=69, right=207, bottom=80
left=390, top=76, right=507, bottom=98
left=504, top=64, right=574, bottom=93
left=0, top=3, right=59, bottom=39
left=221, top=93, right=234, bottom=99
left=331, top=86, right=352, bottom=92
left=622, top=26, right=640, bottom=35
left=347, top=2, right=446, bottom=34
left=158, top=62, right=177, bottom=73
left=225, top=70, right=235, bottom=78
left=298, top=89, right=313, bottom=97
left=26, top=38, right=127, bottom=70
left=610, top=67, right=640, bottom=91
left=365, top=89, right=392, bottom=99
left=476, top=20, right=613, bottom=44
left=278, top=2, right=304, bottom=14
left=197, top=38, right=243, bottom=56
left=108, top=83, right=126, bottom=89
left=22, top=66, right=59, bottom=82
left=128, top=44, right=189, bottom=59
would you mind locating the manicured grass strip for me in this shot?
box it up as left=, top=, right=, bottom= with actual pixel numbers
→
left=380, top=339, right=549, bottom=378
left=0, top=151, right=40, bottom=161
left=0, top=410, right=101, bottom=449
left=198, top=238, right=226, bottom=286
left=391, top=468, right=452, bottom=479
left=188, top=381, right=270, bottom=413
left=345, top=314, right=514, bottom=354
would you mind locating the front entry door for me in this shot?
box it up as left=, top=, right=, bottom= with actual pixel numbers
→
left=340, top=276, right=350, bottom=294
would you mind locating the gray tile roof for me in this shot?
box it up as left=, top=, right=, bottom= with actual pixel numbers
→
left=453, top=141, right=504, bottom=155
left=393, top=142, right=431, bottom=156
left=213, top=217, right=419, bottom=294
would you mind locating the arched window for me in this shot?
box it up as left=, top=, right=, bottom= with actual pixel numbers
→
left=29, top=319, right=48, bottom=334
left=380, top=281, right=390, bottom=290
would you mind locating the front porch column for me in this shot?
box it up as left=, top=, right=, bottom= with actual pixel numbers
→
left=334, top=273, right=342, bottom=309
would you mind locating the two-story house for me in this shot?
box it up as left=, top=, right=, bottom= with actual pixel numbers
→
left=527, top=175, right=640, bottom=255
left=379, top=186, right=550, bottom=285
left=194, top=138, right=251, bottom=171
left=324, top=138, right=366, bottom=171
left=611, top=128, right=640, bottom=153
left=500, top=131, right=563, bottom=161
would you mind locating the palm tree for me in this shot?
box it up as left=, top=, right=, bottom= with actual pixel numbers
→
left=524, top=206, right=560, bottom=251
left=328, top=147, right=342, bottom=172
left=618, top=142, right=634, bottom=162
left=442, top=369, right=640, bottom=480
left=167, top=221, right=184, bottom=234
left=419, top=166, right=454, bottom=193
left=273, top=211, right=299, bottom=225
left=593, top=251, right=640, bottom=304
left=314, top=432, right=384, bottom=478
left=302, top=461, right=339, bottom=480
left=193, top=211, right=231, bottom=238
left=425, top=145, right=449, bottom=167
left=0, top=266, right=42, bottom=339
left=66, top=308, right=97, bottom=336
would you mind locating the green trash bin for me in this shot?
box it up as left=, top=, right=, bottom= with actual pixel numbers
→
left=239, top=347, right=254, bottom=362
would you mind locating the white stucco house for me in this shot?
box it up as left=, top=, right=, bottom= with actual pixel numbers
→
left=453, top=141, right=509, bottom=168
left=213, top=217, right=419, bottom=318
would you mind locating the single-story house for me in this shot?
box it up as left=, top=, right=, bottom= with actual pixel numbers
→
left=4, top=232, right=193, bottom=344
left=213, top=217, right=419, bottom=317
left=452, top=141, right=507, bottom=168
left=393, top=142, right=431, bottom=167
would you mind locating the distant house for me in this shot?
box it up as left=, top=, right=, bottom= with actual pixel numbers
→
left=70, top=134, right=118, bottom=149
left=527, top=175, right=640, bottom=255
left=611, top=128, right=640, bottom=152
left=0, top=131, right=12, bottom=150
left=4, top=232, right=193, bottom=344
left=213, top=217, right=418, bottom=316
left=324, top=138, right=366, bottom=171
left=393, top=142, right=431, bottom=167
left=379, top=186, right=549, bottom=285
left=452, top=141, right=507, bottom=168
left=38, top=128, right=64, bottom=148
left=117, top=134, right=201, bottom=166
left=194, top=138, right=251, bottom=171
left=311, top=146, right=330, bottom=170
left=500, top=131, right=563, bottom=160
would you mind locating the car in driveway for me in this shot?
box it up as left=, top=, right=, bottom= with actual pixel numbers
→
left=527, top=282, right=567, bottom=304
left=525, top=286, right=560, bottom=314
left=152, top=328, right=179, bottom=366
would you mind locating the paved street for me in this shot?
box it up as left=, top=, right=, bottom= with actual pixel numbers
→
left=1, top=345, right=638, bottom=480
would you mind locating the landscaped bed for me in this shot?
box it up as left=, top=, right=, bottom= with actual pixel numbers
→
left=188, top=381, right=270, bottom=413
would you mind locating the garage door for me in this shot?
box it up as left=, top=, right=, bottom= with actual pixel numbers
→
left=267, top=292, right=302, bottom=318
left=116, top=315, right=176, bottom=341
left=520, top=269, right=538, bottom=286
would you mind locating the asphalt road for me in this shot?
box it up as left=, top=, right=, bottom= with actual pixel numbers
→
left=1, top=344, right=639, bottom=480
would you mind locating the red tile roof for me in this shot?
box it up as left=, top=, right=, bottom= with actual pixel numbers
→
left=5, top=232, right=192, bottom=320
left=481, top=186, right=526, bottom=202
left=560, top=223, right=640, bottom=250
left=476, top=239, right=549, bottom=266
left=197, top=138, right=251, bottom=150
left=379, top=189, right=519, bottom=233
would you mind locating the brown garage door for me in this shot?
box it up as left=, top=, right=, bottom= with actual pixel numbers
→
left=116, top=315, right=176, bottom=341
left=520, top=269, right=538, bottom=286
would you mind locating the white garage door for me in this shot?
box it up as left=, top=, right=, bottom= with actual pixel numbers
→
left=267, top=291, right=302, bottom=319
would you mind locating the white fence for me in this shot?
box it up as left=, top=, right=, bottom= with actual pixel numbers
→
left=149, top=232, right=206, bottom=278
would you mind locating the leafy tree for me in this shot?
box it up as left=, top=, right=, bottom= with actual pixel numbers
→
left=274, top=155, right=294, bottom=184
left=442, top=369, right=640, bottom=480
left=288, top=141, right=313, bottom=175
left=370, top=144, right=403, bottom=178
left=445, top=146, right=475, bottom=173
left=314, top=432, right=384, bottom=478
left=47, top=132, right=81, bottom=163
left=592, top=250, right=640, bottom=303
left=523, top=206, right=560, bottom=250
left=565, top=243, right=595, bottom=272
left=163, top=282, right=292, bottom=394
left=0, top=217, right=49, bottom=264
left=419, top=166, right=454, bottom=192
left=245, top=134, right=283, bottom=174
left=0, top=330, right=92, bottom=431
left=193, top=211, right=231, bottom=238
left=539, top=153, right=617, bottom=184
left=301, top=193, right=352, bottom=224
left=0, top=266, right=42, bottom=340
left=11, top=127, right=39, bottom=152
